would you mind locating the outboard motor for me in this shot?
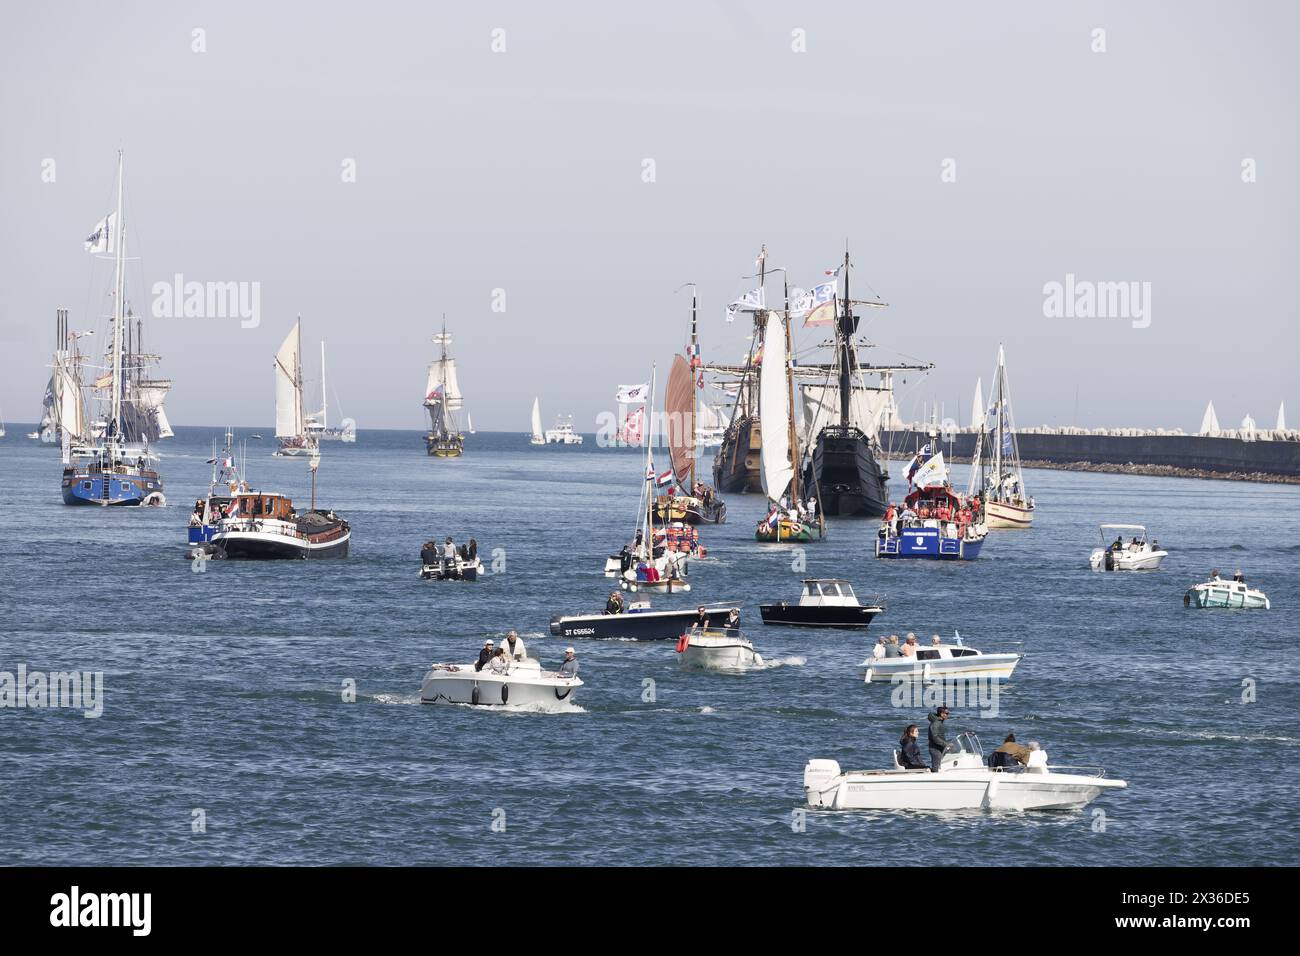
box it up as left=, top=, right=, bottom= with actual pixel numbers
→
left=803, top=759, right=841, bottom=807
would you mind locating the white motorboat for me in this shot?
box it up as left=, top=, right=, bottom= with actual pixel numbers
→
left=419, top=555, right=484, bottom=581
left=759, top=579, right=884, bottom=629
left=804, top=732, right=1127, bottom=811
left=544, top=415, right=583, bottom=444
left=419, top=658, right=581, bottom=709
left=1184, top=575, right=1270, bottom=609
left=675, top=625, right=762, bottom=670
left=1089, top=523, right=1167, bottom=571
left=861, top=640, right=1021, bottom=683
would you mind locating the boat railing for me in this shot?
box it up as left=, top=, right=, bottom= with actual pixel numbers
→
left=692, top=625, right=745, bottom=639
left=1044, top=764, right=1108, bottom=777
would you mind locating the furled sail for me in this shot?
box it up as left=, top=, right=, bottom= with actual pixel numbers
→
left=665, top=355, right=695, bottom=483
left=759, top=310, right=792, bottom=500
left=275, top=320, right=303, bottom=439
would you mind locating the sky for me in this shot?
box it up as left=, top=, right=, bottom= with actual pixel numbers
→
left=1, top=2, right=1295, bottom=433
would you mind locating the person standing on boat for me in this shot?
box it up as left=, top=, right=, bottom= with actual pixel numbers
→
left=1209, top=569, right=1221, bottom=582
left=558, top=647, right=579, bottom=678
left=475, top=640, right=494, bottom=672
left=872, top=637, right=886, bottom=661
left=885, top=635, right=902, bottom=658
left=503, top=630, right=527, bottom=662
left=899, top=725, right=927, bottom=770
left=927, top=706, right=950, bottom=773
left=605, top=591, right=625, bottom=615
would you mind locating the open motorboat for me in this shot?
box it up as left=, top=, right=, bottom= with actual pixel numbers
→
left=861, top=639, right=1021, bottom=683
left=675, top=624, right=763, bottom=670
left=419, top=657, right=581, bottom=709
left=551, top=600, right=736, bottom=641
left=759, top=579, right=883, bottom=629
left=804, top=732, right=1127, bottom=811
left=1184, top=574, right=1270, bottom=609
left=419, top=540, right=484, bottom=580
left=1089, top=524, right=1167, bottom=571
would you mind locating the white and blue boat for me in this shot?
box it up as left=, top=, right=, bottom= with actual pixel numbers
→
left=875, top=443, right=987, bottom=561
left=60, top=153, right=166, bottom=508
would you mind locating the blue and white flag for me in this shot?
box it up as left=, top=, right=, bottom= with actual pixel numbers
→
left=911, top=451, right=948, bottom=490
left=84, top=213, right=115, bottom=253
left=803, top=279, right=837, bottom=327
left=726, top=288, right=764, bottom=323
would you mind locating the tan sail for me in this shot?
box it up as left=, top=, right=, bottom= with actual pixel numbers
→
left=665, top=355, right=695, bottom=483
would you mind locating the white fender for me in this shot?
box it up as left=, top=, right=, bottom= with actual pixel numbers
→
left=982, top=775, right=1000, bottom=809
left=863, top=668, right=873, bottom=684
left=922, top=662, right=932, bottom=683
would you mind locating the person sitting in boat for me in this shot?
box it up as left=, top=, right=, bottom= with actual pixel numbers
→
left=931, top=634, right=942, bottom=646
left=189, top=503, right=203, bottom=528
left=1111, top=535, right=1125, bottom=552
left=1209, top=568, right=1221, bottom=582
left=486, top=647, right=511, bottom=675
left=1232, top=569, right=1245, bottom=583
left=885, top=635, right=902, bottom=658
left=900, top=633, right=919, bottom=657
left=605, top=591, right=625, bottom=615
left=420, top=540, right=440, bottom=566
left=475, top=640, right=495, bottom=672
left=558, top=647, right=579, bottom=678
left=726, top=608, right=740, bottom=630
left=989, top=733, right=1031, bottom=769
left=871, top=637, right=886, bottom=661
left=503, top=630, right=527, bottom=662
left=899, top=725, right=928, bottom=770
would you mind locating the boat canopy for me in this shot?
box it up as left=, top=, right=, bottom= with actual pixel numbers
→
left=904, top=486, right=963, bottom=507
left=1100, top=524, right=1148, bottom=532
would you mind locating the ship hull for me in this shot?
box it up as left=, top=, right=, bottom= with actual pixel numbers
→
left=985, top=500, right=1034, bottom=529
left=62, top=470, right=163, bottom=507
left=805, top=428, right=889, bottom=518
left=712, top=417, right=762, bottom=494
left=215, top=528, right=350, bottom=559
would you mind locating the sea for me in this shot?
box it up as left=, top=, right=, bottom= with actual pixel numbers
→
left=1, top=426, right=1297, bottom=866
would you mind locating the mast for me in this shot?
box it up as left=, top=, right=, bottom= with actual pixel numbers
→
left=439, top=314, right=449, bottom=435
left=837, top=248, right=853, bottom=427
left=689, top=286, right=698, bottom=488
left=109, top=151, right=126, bottom=458
left=993, top=345, right=1004, bottom=491
left=642, top=363, right=658, bottom=552
left=782, top=274, right=800, bottom=504
left=296, top=316, right=305, bottom=438
left=321, top=340, right=327, bottom=430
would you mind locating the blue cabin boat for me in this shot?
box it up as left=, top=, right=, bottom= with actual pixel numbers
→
left=62, top=449, right=163, bottom=506
left=876, top=526, right=985, bottom=560
left=875, top=481, right=987, bottom=561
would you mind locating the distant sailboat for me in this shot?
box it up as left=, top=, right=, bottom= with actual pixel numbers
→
left=969, top=345, right=1034, bottom=529
left=1199, top=401, right=1221, bottom=436
left=467, top=413, right=475, bottom=435
left=274, top=318, right=315, bottom=458
left=424, top=318, right=464, bottom=457
left=304, top=341, right=356, bottom=443
left=530, top=398, right=545, bottom=445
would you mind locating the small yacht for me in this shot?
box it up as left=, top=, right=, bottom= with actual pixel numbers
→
left=418, top=542, right=484, bottom=581
left=419, top=658, right=581, bottom=709
left=544, top=415, right=583, bottom=444
left=760, top=579, right=883, bottom=629
left=804, top=732, right=1127, bottom=811
left=860, top=639, right=1021, bottom=683
left=550, top=601, right=734, bottom=641
left=675, top=624, right=762, bottom=670
left=1089, top=523, right=1167, bottom=571
left=1184, top=573, right=1269, bottom=609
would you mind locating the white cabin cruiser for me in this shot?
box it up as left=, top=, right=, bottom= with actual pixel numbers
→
left=861, top=641, right=1021, bottom=683
left=419, top=658, right=581, bottom=710
left=675, top=625, right=762, bottom=670
left=804, top=732, right=1126, bottom=811
left=1089, top=524, right=1167, bottom=571
left=1185, top=575, right=1270, bottom=609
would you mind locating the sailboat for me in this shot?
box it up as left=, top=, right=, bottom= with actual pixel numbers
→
left=304, top=341, right=357, bottom=443
left=756, top=303, right=823, bottom=542
left=711, top=251, right=769, bottom=494
left=603, top=364, right=690, bottom=591
left=424, top=319, right=464, bottom=457
left=653, top=285, right=726, bottom=524
left=530, top=398, right=545, bottom=445
left=273, top=319, right=315, bottom=458
left=60, top=153, right=166, bottom=507
left=467, top=413, right=475, bottom=435
left=969, top=345, right=1034, bottom=529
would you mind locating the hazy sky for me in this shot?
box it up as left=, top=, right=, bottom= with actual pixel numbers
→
left=1, top=2, right=1295, bottom=433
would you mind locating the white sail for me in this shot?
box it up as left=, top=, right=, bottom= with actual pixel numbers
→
left=970, top=377, right=985, bottom=430
left=530, top=398, right=543, bottom=440
left=424, top=364, right=442, bottom=404
left=57, top=364, right=87, bottom=441
left=1199, top=401, right=1220, bottom=436
left=1277, top=401, right=1287, bottom=432
left=274, top=320, right=303, bottom=439
left=442, top=359, right=463, bottom=410
left=759, top=310, right=793, bottom=500
left=800, top=384, right=891, bottom=445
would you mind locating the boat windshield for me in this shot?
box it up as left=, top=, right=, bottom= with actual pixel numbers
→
left=951, top=731, right=982, bottom=756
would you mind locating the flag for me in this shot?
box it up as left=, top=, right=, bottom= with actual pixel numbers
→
left=84, top=214, right=115, bottom=253
left=616, top=383, right=649, bottom=404
left=803, top=279, right=837, bottom=327
left=656, top=469, right=674, bottom=487
left=787, top=287, right=811, bottom=321
left=911, top=451, right=949, bottom=489
left=726, top=288, right=764, bottom=322
left=906, top=444, right=933, bottom=483
left=755, top=247, right=767, bottom=271
left=227, top=497, right=240, bottom=518
left=426, top=383, right=445, bottom=401
left=621, top=406, right=645, bottom=445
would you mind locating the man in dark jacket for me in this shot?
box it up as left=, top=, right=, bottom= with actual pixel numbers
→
left=899, top=725, right=927, bottom=769
left=927, top=706, right=950, bottom=772
left=475, top=640, right=494, bottom=672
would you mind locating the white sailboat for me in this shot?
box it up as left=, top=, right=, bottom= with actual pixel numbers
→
left=969, top=345, right=1034, bottom=529
left=424, top=321, right=465, bottom=457
left=467, top=413, right=475, bottom=435
left=756, top=306, right=822, bottom=541
left=529, top=397, right=545, bottom=445
left=273, top=318, right=315, bottom=458
left=304, top=341, right=357, bottom=443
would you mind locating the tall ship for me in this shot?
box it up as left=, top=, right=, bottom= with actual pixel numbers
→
left=799, top=250, right=932, bottom=518
left=273, top=318, right=316, bottom=458
left=60, top=153, right=166, bottom=507
left=424, top=320, right=465, bottom=457
left=303, top=341, right=357, bottom=443
left=968, top=345, right=1034, bottom=528
left=710, top=251, right=771, bottom=494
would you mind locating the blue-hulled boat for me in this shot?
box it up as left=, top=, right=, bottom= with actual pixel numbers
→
left=63, top=446, right=164, bottom=507
left=874, top=446, right=987, bottom=561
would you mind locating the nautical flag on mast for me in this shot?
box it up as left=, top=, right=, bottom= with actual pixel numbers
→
left=656, top=469, right=674, bottom=487
left=905, top=444, right=933, bottom=483
left=84, top=213, right=116, bottom=253
left=803, top=278, right=838, bottom=327
left=726, top=288, right=764, bottom=323
left=616, top=383, right=649, bottom=405
left=911, top=451, right=948, bottom=490
left=227, top=497, right=240, bottom=518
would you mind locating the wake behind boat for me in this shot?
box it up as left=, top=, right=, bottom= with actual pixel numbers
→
left=804, top=731, right=1126, bottom=811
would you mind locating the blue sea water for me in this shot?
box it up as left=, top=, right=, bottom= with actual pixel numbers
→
left=1, top=426, right=1297, bottom=866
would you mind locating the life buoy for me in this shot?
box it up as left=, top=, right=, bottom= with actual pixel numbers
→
left=675, top=634, right=689, bottom=653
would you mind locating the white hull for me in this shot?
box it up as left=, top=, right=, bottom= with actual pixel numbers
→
left=679, top=632, right=761, bottom=670
left=213, top=523, right=350, bottom=559
left=419, top=660, right=580, bottom=710
left=1090, top=547, right=1167, bottom=571
left=805, top=763, right=1126, bottom=811
left=862, top=653, right=1021, bottom=683
left=984, top=500, right=1033, bottom=529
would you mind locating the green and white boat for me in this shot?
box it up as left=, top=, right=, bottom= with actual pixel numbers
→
left=1184, top=576, right=1270, bottom=609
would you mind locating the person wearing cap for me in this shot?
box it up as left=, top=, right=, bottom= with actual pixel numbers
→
left=927, top=705, right=951, bottom=773
left=503, top=630, right=527, bottom=662
left=475, top=639, right=494, bottom=672
left=558, top=647, right=579, bottom=678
